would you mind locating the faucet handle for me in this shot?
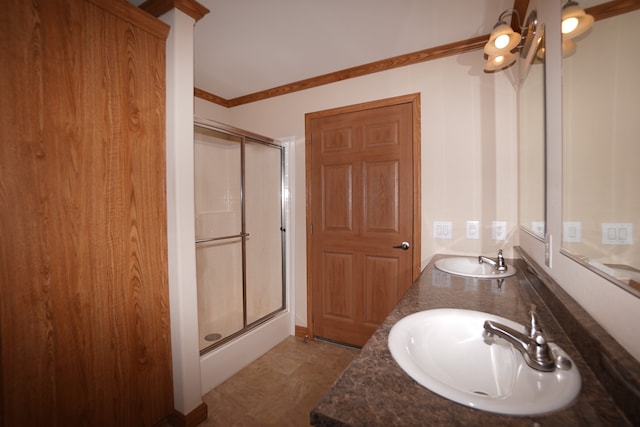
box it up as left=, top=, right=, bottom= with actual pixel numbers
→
left=528, top=304, right=543, bottom=337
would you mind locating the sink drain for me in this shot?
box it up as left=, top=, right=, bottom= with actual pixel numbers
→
left=205, top=333, right=222, bottom=342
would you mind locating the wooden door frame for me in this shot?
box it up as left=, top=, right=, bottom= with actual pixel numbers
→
left=304, top=93, right=422, bottom=339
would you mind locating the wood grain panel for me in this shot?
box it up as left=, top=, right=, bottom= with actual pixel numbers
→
left=322, top=164, right=353, bottom=231
left=0, top=0, right=172, bottom=425
left=0, top=1, right=54, bottom=420
left=321, top=127, right=353, bottom=153
left=364, top=121, right=399, bottom=148
left=587, top=0, right=640, bottom=21
left=364, top=256, right=399, bottom=324
left=322, top=252, right=354, bottom=318
left=364, top=161, right=399, bottom=232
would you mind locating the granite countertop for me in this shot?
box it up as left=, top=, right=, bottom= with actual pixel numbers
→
left=310, top=255, right=632, bottom=426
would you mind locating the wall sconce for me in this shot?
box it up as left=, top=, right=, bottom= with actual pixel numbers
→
left=484, top=9, right=540, bottom=72
left=561, top=1, right=594, bottom=39
left=484, top=2, right=593, bottom=72
left=536, top=1, right=592, bottom=61
left=537, top=39, right=577, bottom=61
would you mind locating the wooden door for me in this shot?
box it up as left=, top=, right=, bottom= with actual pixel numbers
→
left=0, top=1, right=172, bottom=425
left=306, top=95, right=420, bottom=347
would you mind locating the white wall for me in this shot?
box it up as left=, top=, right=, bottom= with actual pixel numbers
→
left=520, top=0, right=640, bottom=361
left=196, top=51, right=518, bottom=328
left=160, top=8, right=204, bottom=416
left=562, top=10, right=640, bottom=268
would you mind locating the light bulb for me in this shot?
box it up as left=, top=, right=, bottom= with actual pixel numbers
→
left=562, top=17, right=579, bottom=34
left=484, top=52, right=515, bottom=72
left=494, top=34, right=510, bottom=49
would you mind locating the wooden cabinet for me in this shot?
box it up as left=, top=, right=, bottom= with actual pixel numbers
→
left=0, top=0, right=173, bottom=425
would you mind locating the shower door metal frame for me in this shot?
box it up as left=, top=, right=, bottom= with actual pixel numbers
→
left=195, top=117, right=287, bottom=355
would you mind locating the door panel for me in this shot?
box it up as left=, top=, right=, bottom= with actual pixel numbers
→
left=308, top=97, right=418, bottom=347
left=364, top=160, right=399, bottom=232
left=0, top=1, right=172, bottom=424
left=194, top=124, right=286, bottom=353
left=245, top=140, right=285, bottom=324
left=364, top=256, right=400, bottom=324
left=322, top=164, right=353, bottom=231
left=194, top=127, right=244, bottom=350
left=323, top=252, right=354, bottom=318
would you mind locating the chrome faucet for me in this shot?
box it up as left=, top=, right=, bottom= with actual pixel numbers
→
left=483, top=305, right=556, bottom=372
left=478, top=249, right=507, bottom=272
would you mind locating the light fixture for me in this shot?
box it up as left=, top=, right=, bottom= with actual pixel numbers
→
left=561, top=1, right=594, bottom=39
left=483, top=9, right=541, bottom=73
left=562, top=39, right=578, bottom=56
left=536, top=39, right=577, bottom=61
left=484, top=9, right=522, bottom=56
left=483, top=4, right=590, bottom=73
left=485, top=52, right=517, bottom=71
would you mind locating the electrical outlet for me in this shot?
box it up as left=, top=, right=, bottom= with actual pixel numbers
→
left=601, top=223, right=633, bottom=245
left=466, top=221, right=480, bottom=239
left=563, top=221, right=582, bottom=243
left=492, top=221, right=507, bottom=240
left=433, top=221, right=452, bottom=239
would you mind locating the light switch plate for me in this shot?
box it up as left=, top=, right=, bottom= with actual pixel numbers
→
left=433, top=221, right=453, bottom=239
left=466, top=221, right=480, bottom=239
left=563, top=221, right=582, bottom=243
left=492, top=221, right=507, bottom=240
left=601, top=223, right=633, bottom=245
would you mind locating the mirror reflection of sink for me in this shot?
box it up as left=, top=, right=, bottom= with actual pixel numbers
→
left=388, top=309, right=581, bottom=416
left=435, top=256, right=516, bottom=278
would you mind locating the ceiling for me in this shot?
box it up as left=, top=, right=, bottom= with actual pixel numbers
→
left=132, top=0, right=621, bottom=105
left=190, top=0, right=516, bottom=101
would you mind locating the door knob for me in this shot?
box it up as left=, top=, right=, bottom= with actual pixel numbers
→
left=393, top=241, right=410, bottom=250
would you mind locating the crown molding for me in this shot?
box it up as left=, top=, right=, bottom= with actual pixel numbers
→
left=196, top=34, right=488, bottom=108
left=139, top=0, right=209, bottom=22
left=195, top=0, right=639, bottom=109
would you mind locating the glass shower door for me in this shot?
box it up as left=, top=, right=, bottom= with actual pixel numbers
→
left=194, top=123, right=286, bottom=354
left=245, top=140, right=284, bottom=324
left=194, top=127, right=244, bottom=351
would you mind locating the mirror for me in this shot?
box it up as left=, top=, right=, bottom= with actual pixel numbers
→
left=561, top=8, right=640, bottom=296
left=519, top=13, right=546, bottom=239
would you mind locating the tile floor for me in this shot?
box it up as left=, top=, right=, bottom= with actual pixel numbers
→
left=198, top=336, right=360, bottom=427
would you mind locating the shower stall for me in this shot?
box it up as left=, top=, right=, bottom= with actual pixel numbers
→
left=194, top=120, right=287, bottom=356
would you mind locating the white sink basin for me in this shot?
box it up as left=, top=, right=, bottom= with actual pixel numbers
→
left=435, top=257, right=516, bottom=278
left=388, top=309, right=581, bottom=415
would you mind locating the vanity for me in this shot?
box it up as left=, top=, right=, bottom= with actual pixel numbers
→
left=310, top=252, right=639, bottom=426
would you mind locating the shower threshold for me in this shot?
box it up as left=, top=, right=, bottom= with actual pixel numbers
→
left=200, top=312, right=278, bottom=356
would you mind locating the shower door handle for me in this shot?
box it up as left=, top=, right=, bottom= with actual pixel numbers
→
left=393, top=241, right=410, bottom=250
left=196, top=232, right=250, bottom=244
